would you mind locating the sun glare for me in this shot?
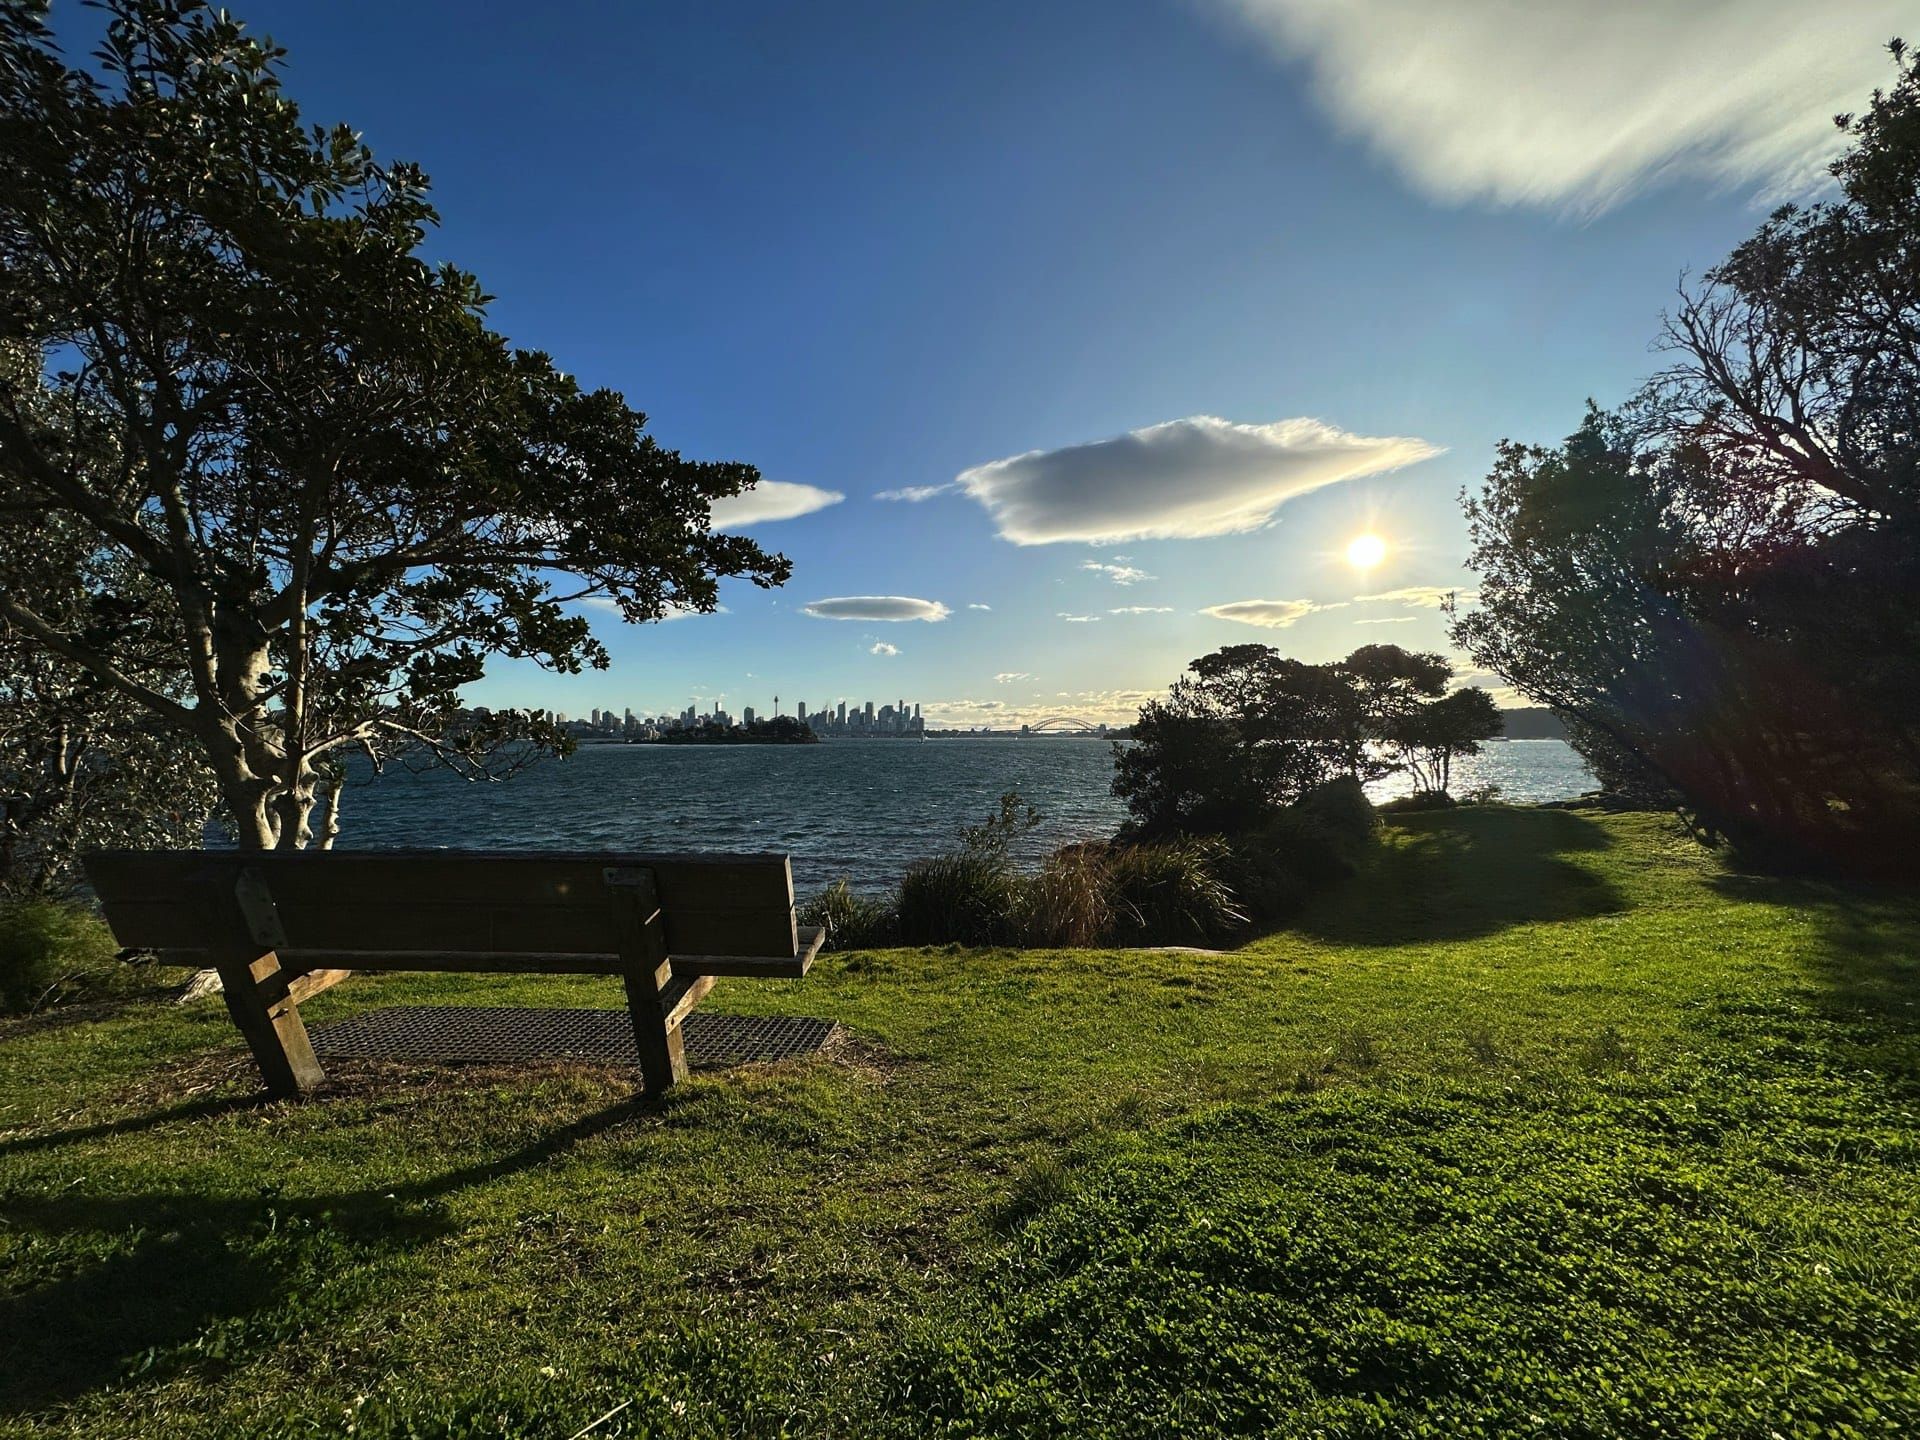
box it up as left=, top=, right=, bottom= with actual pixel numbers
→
left=1346, top=533, right=1387, bottom=569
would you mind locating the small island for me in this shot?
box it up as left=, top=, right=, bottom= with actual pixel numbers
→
left=640, top=716, right=820, bottom=745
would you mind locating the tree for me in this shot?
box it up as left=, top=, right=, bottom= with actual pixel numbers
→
left=1453, top=41, right=1920, bottom=871
left=1114, top=645, right=1348, bottom=835
left=1114, top=643, right=1481, bottom=835
left=1386, top=685, right=1503, bottom=796
left=0, top=1, right=789, bottom=852
left=1, top=521, right=217, bottom=897
left=1332, top=643, right=1451, bottom=782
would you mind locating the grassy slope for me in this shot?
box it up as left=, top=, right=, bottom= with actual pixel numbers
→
left=0, top=807, right=1915, bottom=1437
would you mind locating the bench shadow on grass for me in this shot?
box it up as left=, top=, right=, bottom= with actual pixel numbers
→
left=0, top=1085, right=665, bottom=1418
left=1293, top=805, right=1626, bottom=947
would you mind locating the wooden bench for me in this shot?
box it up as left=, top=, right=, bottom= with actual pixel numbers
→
left=82, top=849, right=825, bottom=1100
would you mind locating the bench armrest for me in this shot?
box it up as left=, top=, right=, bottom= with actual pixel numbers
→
left=671, top=925, right=825, bottom=979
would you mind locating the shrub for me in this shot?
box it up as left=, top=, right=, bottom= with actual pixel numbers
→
left=1379, top=789, right=1457, bottom=814
left=1295, top=775, right=1379, bottom=863
left=796, top=880, right=897, bottom=951
left=1015, top=848, right=1114, bottom=949
left=896, top=851, right=1020, bottom=947
left=1106, top=838, right=1245, bottom=945
left=1218, top=779, right=1380, bottom=923
left=0, top=900, right=121, bottom=1015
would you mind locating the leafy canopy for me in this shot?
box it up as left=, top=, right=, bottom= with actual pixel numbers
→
left=0, top=0, right=789, bottom=849
left=1454, top=40, right=1920, bottom=871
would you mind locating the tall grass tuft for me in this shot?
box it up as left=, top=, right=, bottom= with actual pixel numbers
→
left=0, top=901, right=123, bottom=1015
left=1016, top=847, right=1114, bottom=948
left=797, top=879, right=898, bottom=951
left=1106, top=838, right=1245, bottom=945
left=896, top=851, right=1020, bottom=947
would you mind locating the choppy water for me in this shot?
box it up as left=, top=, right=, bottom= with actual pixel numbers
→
left=336, top=736, right=1593, bottom=893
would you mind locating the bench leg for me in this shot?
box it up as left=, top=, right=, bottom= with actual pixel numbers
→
left=215, top=954, right=326, bottom=1099
left=622, top=956, right=688, bottom=1096
left=198, top=869, right=324, bottom=1099
left=606, top=865, right=708, bottom=1098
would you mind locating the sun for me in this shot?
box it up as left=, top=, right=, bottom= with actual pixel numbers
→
left=1346, top=533, right=1388, bottom=569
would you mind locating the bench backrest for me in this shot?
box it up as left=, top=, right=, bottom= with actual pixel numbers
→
left=84, top=849, right=799, bottom=970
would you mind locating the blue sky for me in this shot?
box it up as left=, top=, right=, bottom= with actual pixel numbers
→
left=221, top=0, right=1904, bottom=724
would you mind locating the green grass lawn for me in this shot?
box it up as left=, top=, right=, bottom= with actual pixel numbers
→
left=2, top=807, right=1917, bottom=1438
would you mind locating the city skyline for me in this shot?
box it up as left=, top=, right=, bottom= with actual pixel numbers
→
left=225, top=1, right=1909, bottom=728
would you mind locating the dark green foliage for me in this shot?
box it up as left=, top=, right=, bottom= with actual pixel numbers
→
left=1116, top=644, right=1480, bottom=837
left=0, top=900, right=119, bottom=1014
left=0, top=520, right=216, bottom=898
left=797, top=879, right=898, bottom=951
left=1104, top=838, right=1246, bottom=945
left=653, top=716, right=818, bottom=745
left=1378, top=790, right=1457, bottom=814
left=1214, top=778, right=1382, bottom=924
left=1455, top=42, right=1920, bottom=875
left=0, top=1, right=788, bottom=849
left=1386, top=686, right=1503, bottom=795
left=896, top=852, right=1021, bottom=947
left=1016, top=848, right=1115, bottom=949
left=1295, top=775, right=1380, bottom=863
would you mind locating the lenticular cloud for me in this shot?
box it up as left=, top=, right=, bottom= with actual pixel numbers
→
left=801, top=596, right=950, bottom=622
left=708, top=480, right=843, bottom=530
left=955, top=416, right=1438, bottom=546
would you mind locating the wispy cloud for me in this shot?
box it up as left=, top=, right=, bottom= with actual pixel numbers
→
left=1202, top=598, right=1347, bottom=629
left=968, top=603, right=992, bottom=611
left=708, top=480, right=843, bottom=530
left=994, top=671, right=1034, bottom=684
left=1217, top=0, right=1904, bottom=213
left=1354, top=616, right=1419, bottom=625
left=870, top=641, right=900, bottom=656
left=875, top=483, right=954, bottom=502
left=1357, top=586, right=1476, bottom=610
left=1082, top=561, right=1155, bottom=586
left=801, top=596, right=950, bottom=622
left=1109, top=605, right=1175, bottom=615
left=957, top=416, right=1438, bottom=545
left=1057, top=612, right=1102, bottom=624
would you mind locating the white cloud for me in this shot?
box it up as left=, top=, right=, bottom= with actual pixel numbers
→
left=968, top=603, right=992, bottom=611
left=1219, top=0, right=1906, bottom=213
left=994, top=671, right=1034, bottom=684
left=708, top=480, right=843, bottom=530
left=874, top=483, right=954, bottom=502
left=1082, top=561, right=1155, bottom=586
left=801, top=596, right=950, bottom=622
left=956, top=415, right=1439, bottom=545
left=870, top=641, right=900, bottom=656
left=1110, top=605, right=1175, bottom=614
left=1357, top=586, right=1477, bottom=610
left=1201, top=598, right=1347, bottom=629
left=1354, top=616, right=1419, bottom=625
left=1058, top=612, right=1102, bottom=623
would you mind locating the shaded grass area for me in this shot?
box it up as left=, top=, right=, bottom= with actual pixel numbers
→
left=0, top=808, right=1916, bottom=1436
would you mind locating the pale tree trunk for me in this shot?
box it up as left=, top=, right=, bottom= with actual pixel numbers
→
left=316, top=778, right=345, bottom=850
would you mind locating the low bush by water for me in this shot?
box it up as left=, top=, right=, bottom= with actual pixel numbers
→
left=803, top=780, right=1379, bottom=952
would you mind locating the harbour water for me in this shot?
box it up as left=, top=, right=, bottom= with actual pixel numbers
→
left=337, top=736, right=1594, bottom=893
